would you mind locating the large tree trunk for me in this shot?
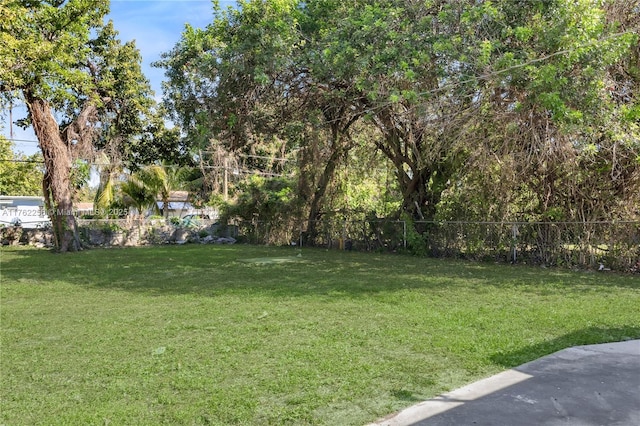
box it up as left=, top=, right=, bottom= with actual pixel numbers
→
left=396, top=164, right=451, bottom=222
left=304, top=147, right=343, bottom=244
left=303, top=118, right=355, bottom=245
left=25, top=92, right=81, bottom=252
left=303, top=107, right=361, bottom=245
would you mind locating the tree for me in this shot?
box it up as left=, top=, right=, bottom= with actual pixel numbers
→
left=448, top=0, right=640, bottom=222
left=160, top=0, right=639, bottom=240
left=159, top=0, right=373, bottom=243
left=0, top=1, right=157, bottom=251
left=142, top=164, right=174, bottom=219
left=119, top=172, right=158, bottom=218
left=0, top=136, right=43, bottom=196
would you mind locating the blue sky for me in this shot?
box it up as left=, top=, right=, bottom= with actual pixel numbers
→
left=109, top=0, right=226, bottom=98
left=3, top=0, right=235, bottom=155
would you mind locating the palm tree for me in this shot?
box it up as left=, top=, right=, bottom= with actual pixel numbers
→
left=93, top=153, right=120, bottom=217
left=120, top=171, right=158, bottom=218
left=120, top=164, right=185, bottom=218
left=143, top=164, right=175, bottom=218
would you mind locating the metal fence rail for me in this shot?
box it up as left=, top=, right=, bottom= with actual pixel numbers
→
left=68, top=217, right=639, bottom=271
left=239, top=220, right=640, bottom=272
left=420, top=221, right=639, bottom=269
left=237, top=219, right=407, bottom=251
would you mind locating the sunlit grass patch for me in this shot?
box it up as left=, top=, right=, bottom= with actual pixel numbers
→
left=238, top=256, right=305, bottom=265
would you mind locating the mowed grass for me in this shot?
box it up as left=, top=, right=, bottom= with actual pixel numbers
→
left=1, top=245, right=639, bottom=425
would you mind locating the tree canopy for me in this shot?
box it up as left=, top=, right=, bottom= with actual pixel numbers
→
left=2, top=0, right=637, bottom=250
left=0, top=0, right=182, bottom=250
left=0, top=136, right=43, bottom=196
left=159, top=0, right=639, bottom=239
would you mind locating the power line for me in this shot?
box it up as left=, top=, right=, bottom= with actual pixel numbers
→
left=199, top=165, right=290, bottom=178
left=0, top=157, right=296, bottom=178
left=200, top=151, right=293, bottom=162
left=3, top=137, right=40, bottom=144
left=0, top=159, right=44, bottom=164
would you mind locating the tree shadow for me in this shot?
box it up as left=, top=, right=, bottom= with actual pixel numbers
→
left=391, top=388, right=427, bottom=404
left=1, top=245, right=639, bottom=299
left=490, top=326, right=640, bottom=368
left=383, top=328, right=640, bottom=426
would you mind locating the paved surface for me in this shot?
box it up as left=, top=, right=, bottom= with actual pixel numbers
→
left=370, top=340, right=640, bottom=426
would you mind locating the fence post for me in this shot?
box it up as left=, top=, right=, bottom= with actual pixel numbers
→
left=511, top=223, right=518, bottom=263
left=403, top=220, right=407, bottom=249
left=341, top=220, right=347, bottom=250
left=265, top=222, right=270, bottom=246
left=299, top=223, right=303, bottom=248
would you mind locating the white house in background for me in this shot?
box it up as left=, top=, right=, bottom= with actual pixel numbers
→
left=156, top=191, right=191, bottom=218
left=0, top=195, right=51, bottom=229
left=74, top=202, right=95, bottom=217
left=155, top=191, right=218, bottom=219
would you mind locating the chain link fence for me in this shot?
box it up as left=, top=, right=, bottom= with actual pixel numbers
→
left=420, top=221, right=639, bottom=270
left=236, top=219, right=406, bottom=251
left=235, top=219, right=640, bottom=272
left=56, top=217, right=640, bottom=271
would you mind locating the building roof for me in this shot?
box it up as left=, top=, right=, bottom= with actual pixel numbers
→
left=157, top=201, right=193, bottom=211
left=168, top=191, right=189, bottom=202
left=75, top=202, right=95, bottom=212
left=0, top=195, right=44, bottom=202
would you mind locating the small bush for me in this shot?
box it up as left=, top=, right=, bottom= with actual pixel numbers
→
left=403, top=216, right=428, bottom=256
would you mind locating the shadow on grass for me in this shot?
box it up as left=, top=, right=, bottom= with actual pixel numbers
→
left=389, top=328, right=640, bottom=426
left=2, top=245, right=639, bottom=299
left=391, top=388, right=426, bottom=404
left=490, top=326, right=640, bottom=368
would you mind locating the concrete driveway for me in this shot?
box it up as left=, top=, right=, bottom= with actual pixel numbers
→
left=370, top=340, right=640, bottom=426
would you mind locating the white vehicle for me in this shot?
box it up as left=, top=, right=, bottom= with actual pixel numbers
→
left=0, top=196, right=51, bottom=229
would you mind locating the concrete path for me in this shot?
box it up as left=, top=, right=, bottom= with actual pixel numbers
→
left=370, top=340, right=640, bottom=426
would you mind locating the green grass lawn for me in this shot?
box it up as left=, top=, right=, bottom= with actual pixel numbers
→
left=1, top=245, right=639, bottom=425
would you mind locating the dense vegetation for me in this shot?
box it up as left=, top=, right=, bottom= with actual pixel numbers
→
left=1, top=0, right=638, bottom=251
left=0, top=136, right=43, bottom=196
left=159, top=0, right=639, bottom=238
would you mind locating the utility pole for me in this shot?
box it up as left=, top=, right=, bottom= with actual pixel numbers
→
left=223, top=157, right=228, bottom=201
left=9, top=99, right=14, bottom=139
